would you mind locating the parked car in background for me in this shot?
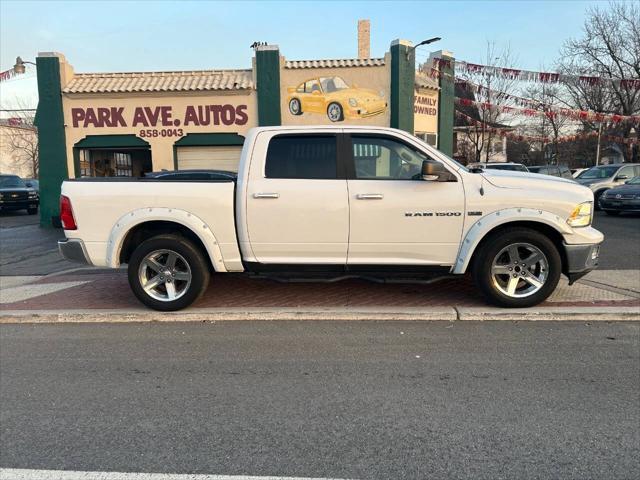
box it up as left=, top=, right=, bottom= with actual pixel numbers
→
left=599, top=176, right=640, bottom=215
left=144, top=170, right=237, bottom=181
left=24, top=179, right=39, bottom=192
left=575, top=163, right=640, bottom=208
left=571, top=168, right=589, bottom=178
left=528, top=164, right=574, bottom=179
left=468, top=162, right=529, bottom=173
left=0, top=174, right=39, bottom=214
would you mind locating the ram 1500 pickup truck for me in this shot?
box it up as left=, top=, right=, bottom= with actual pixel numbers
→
left=59, top=126, right=603, bottom=311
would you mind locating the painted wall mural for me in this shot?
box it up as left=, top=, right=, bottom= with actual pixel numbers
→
left=281, top=63, right=390, bottom=126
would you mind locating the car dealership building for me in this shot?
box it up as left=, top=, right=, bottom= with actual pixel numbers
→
left=35, top=38, right=454, bottom=225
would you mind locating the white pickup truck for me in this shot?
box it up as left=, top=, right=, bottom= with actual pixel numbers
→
left=59, top=126, right=603, bottom=311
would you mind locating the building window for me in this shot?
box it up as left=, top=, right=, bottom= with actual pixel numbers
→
left=77, top=149, right=150, bottom=177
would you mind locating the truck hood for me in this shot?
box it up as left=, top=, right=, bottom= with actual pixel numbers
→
left=480, top=169, right=577, bottom=188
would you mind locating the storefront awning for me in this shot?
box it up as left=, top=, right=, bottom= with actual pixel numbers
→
left=74, top=135, right=150, bottom=149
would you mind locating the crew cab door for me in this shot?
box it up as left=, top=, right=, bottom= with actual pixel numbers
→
left=244, top=131, right=349, bottom=264
left=346, top=133, right=465, bottom=265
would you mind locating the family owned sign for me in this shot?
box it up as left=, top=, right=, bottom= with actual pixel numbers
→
left=70, top=104, right=250, bottom=128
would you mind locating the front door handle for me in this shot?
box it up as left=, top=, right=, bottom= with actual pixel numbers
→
left=253, top=192, right=280, bottom=199
left=356, top=193, right=384, bottom=200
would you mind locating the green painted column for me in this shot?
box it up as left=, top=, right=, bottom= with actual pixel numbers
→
left=436, top=51, right=455, bottom=156
left=35, top=54, right=69, bottom=227
left=389, top=39, right=415, bottom=134
left=255, top=45, right=281, bottom=126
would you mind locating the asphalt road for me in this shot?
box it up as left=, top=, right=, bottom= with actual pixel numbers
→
left=592, top=210, right=640, bottom=270
left=1, top=321, right=638, bottom=479
left=0, top=211, right=76, bottom=276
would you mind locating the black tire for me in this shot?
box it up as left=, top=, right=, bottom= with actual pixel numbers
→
left=594, top=190, right=606, bottom=210
left=327, top=102, right=344, bottom=122
left=288, top=98, right=303, bottom=115
left=472, top=227, right=562, bottom=308
left=27, top=207, right=38, bottom=215
left=127, top=234, right=210, bottom=311
left=605, top=210, right=620, bottom=216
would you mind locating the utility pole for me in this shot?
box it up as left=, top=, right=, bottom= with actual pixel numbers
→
left=595, top=122, right=602, bottom=166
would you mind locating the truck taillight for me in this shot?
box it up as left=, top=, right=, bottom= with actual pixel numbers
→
left=60, top=195, right=77, bottom=230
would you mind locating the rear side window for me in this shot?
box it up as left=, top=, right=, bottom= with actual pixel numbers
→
left=265, top=135, right=337, bottom=179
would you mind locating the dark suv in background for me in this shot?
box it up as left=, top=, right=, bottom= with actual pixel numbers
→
left=0, top=175, right=39, bottom=215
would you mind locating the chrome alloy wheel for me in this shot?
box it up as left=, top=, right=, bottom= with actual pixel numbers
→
left=138, top=249, right=192, bottom=302
left=491, top=243, right=549, bottom=298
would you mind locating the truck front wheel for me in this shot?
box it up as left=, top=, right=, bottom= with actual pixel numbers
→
left=128, top=234, right=210, bottom=311
left=472, top=228, right=561, bottom=308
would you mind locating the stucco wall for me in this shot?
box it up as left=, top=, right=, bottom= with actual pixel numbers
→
left=62, top=90, right=257, bottom=173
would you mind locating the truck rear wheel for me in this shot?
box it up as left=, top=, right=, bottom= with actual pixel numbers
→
left=127, top=234, right=210, bottom=311
left=472, top=228, right=561, bottom=308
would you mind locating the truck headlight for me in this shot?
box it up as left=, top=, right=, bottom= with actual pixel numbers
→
left=28, top=191, right=38, bottom=198
left=349, top=98, right=358, bottom=107
left=567, top=201, right=593, bottom=227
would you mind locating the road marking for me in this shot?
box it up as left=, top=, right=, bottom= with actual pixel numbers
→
left=0, top=281, right=89, bottom=304
left=0, top=469, right=354, bottom=480
left=0, top=276, right=43, bottom=289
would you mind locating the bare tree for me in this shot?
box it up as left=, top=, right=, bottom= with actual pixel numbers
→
left=1, top=98, right=38, bottom=178
left=556, top=1, right=640, bottom=160
left=522, top=83, right=571, bottom=164
left=455, top=42, right=519, bottom=162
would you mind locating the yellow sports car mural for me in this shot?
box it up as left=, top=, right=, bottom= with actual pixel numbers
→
left=286, top=76, right=387, bottom=122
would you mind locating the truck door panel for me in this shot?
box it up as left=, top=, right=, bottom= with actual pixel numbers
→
left=347, top=134, right=465, bottom=265
left=245, top=133, right=349, bottom=264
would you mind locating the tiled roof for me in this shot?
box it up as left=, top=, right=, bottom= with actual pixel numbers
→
left=415, top=72, right=439, bottom=90
left=285, top=58, right=385, bottom=69
left=63, top=70, right=254, bottom=94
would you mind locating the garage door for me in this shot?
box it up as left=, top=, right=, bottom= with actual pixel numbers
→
left=176, top=145, right=243, bottom=172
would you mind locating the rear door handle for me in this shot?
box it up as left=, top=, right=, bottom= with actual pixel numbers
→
left=356, top=193, right=384, bottom=200
left=253, top=192, right=280, bottom=199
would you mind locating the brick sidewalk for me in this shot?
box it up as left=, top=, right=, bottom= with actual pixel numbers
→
left=1, top=270, right=638, bottom=311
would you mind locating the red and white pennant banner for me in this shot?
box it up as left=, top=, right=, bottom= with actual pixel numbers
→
left=455, top=111, right=639, bottom=145
left=0, top=68, right=19, bottom=82
left=433, top=58, right=640, bottom=89
left=454, top=97, right=640, bottom=125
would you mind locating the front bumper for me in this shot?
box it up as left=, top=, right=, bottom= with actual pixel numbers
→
left=0, top=199, right=39, bottom=210
left=563, top=242, right=601, bottom=284
left=58, top=238, right=92, bottom=265
left=600, top=198, right=640, bottom=212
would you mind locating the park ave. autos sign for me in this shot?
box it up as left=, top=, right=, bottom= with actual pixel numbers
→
left=70, top=104, right=250, bottom=129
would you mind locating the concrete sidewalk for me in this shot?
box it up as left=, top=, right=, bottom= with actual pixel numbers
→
left=0, top=268, right=638, bottom=322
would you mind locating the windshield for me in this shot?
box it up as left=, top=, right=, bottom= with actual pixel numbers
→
left=320, top=77, right=349, bottom=93
left=579, top=166, right=619, bottom=179
left=0, top=176, right=26, bottom=188
left=626, top=176, right=640, bottom=185
left=528, top=167, right=542, bottom=173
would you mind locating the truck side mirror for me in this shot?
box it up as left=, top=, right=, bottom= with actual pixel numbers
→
left=421, top=161, right=456, bottom=182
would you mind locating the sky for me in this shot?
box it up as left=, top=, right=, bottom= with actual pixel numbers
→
left=0, top=0, right=607, bottom=111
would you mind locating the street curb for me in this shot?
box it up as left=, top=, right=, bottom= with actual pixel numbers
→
left=456, top=306, right=640, bottom=321
left=0, top=306, right=638, bottom=324
left=0, top=307, right=458, bottom=323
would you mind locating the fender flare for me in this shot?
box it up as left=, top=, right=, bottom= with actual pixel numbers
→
left=105, top=207, right=227, bottom=272
left=452, top=208, right=572, bottom=274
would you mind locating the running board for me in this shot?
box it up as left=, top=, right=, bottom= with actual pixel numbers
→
left=247, top=274, right=455, bottom=285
